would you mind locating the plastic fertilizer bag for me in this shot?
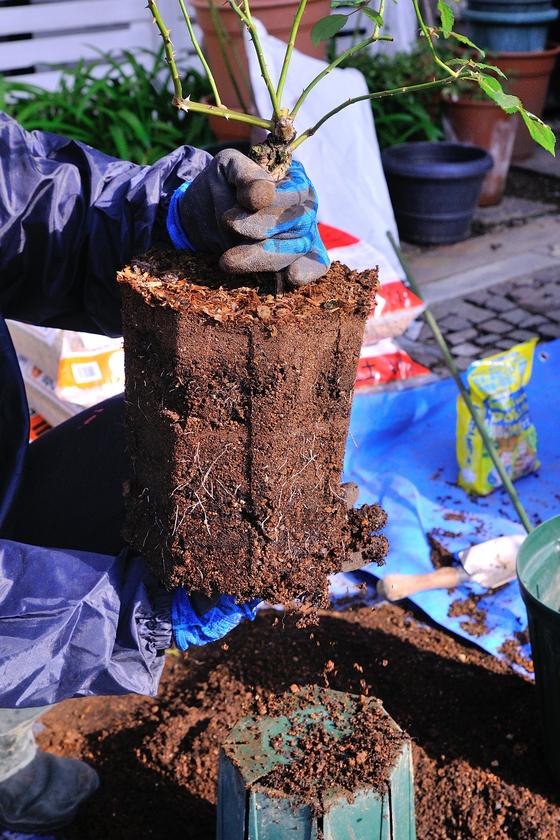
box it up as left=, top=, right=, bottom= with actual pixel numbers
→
left=457, top=339, right=539, bottom=496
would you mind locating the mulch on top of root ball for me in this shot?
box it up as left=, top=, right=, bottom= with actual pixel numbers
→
left=39, top=603, right=559, bottom=840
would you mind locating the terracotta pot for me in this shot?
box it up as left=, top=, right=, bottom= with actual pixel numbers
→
left=192, top=0, right=331, bottom=142
left=491, top=43, right=560, bottom=159
left=444, top=98, right=518, bottom=205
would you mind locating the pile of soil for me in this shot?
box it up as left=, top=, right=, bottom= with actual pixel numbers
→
left=119, top=253, right=382, bottom=610
left=237, top=687, right=404, bottom=813
left=39, top=602, right=560, bottom=840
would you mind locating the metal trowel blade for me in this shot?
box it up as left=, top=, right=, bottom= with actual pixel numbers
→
left=460, top=534, right=526, bottom=590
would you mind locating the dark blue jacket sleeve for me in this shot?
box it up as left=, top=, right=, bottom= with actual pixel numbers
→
left=0, top=540, right=172, bottom=708
left=0, top=113, right=210, bottom=336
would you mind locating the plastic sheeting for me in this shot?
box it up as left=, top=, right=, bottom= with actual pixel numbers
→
left=332, top=340, right=560, bottom=673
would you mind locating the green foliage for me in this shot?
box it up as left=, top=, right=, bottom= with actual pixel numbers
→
left=311, top=13, right=348, bottom=46
left=0, top=49, right=215, bottom=165
left=477, top=73, right=556, bottom=154
left=340, top=45, right=446, bottom=148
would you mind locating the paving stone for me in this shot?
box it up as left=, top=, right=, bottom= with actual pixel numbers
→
left=502, top=308, right=533, bottom=326
left=439, top=314, right=472, bottom=332
left=480, top=318, right=511, bottom=334
left=538, top=322, right=560, bottom=339
left=523, top=314, right=548, bottom=328
left=496, top=339, right=515, bottom=350
left=534, top=266, right=560, bottom=284
left=452, top=342, right=479, bottom=356
left=511, top=329, right=539, bottom=342
left=453, top=301, right=492, bottom=323
left=476, top=333, right=502, bottom=346
left=455, top=356, right=474, bottom=371
left=485, top=295, right=517, bottom=314
left=447, top=328, right=478, bottom=345
left=547, top=310, right=560, bottom=324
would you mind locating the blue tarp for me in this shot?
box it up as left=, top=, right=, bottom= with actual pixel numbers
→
left=331, top=339, right=560, bottom=674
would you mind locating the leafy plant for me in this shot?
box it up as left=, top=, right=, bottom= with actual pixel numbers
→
left=340, top=44, right=447, bottom=148
left=0, top=48, right=215, bottom=165
left=148, top=0, right=555, bottom=172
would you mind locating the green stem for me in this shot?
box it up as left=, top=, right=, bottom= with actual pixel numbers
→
left=387, top=232, right=533, bottom=535
left=147, top=0, right=183, bottom=99
left=291, top=33, right=394, bottom=118
left=173, top=95, right=273, bottom=129
left=374, top=0, right=386, bottom=38
left=290, top=76, right=465, bottom=149
left=207, top=0, right=251, bottom=112
left=411, top=0, right=458, bottom=78
left=227, top=0, right=281, bottom=117
left=277, top=0, right=308, bottom=104
left=178, top=0, right=222, bottom=107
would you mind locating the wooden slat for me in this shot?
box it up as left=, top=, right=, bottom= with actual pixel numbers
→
left=0, top=0, right=145, bottom=36
left=0, top=24, right=154, bottom=72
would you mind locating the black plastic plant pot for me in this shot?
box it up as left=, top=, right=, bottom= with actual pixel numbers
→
left=517, top=515, right=560, bottom=785
left=382, top=141, right=493, bottom=245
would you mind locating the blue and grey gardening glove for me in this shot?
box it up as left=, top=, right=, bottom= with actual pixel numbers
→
left=167, top=149, right=329, bottom=288
left=171, top=589, right=260, bottom=651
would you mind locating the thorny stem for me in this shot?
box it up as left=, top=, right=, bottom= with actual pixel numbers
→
left=147, top=0, right=183, bottom=99
left=411, top=0, right=459, bottom=78
left=207, top=0, right=252, bottom=113
left=373, top=0, right=386, bottom=39
left=178, top=0, right=223, bottom=107
left=173, top=95, right=273, bottom=129
left=290, top=75, right=472, bottom=150
left=277, top=0, right=308, bottom=104
left=291, top=33, right=394, bottom=118
left=226, top=0, right=281, bottom=118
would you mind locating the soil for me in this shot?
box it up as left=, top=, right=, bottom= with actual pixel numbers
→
left=448, top=594, right=490, bottom=638
left=241, top=686, right=404, bottom=814
left=428, top=533, right=455, bottom=569
left=118, top=253, right=381, bottom=610
left=499, top=630, right=534, bottom=675
left=39, top=602, right=560, bottom=840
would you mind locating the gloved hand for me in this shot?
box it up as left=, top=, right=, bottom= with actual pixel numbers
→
left=172, top=589, right=260, bottom=651
left=167, top=149, right=330, bottom=288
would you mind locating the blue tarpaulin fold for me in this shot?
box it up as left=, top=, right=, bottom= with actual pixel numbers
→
left=331, top=339, right=560, bottom=673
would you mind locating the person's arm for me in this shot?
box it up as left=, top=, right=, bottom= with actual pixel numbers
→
left=0, top=113, right=210, bottom=336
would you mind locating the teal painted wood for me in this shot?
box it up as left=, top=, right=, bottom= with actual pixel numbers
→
left=322, top=788, right=387, bottom=840
left=389, top=742, right=416, bottom=840
left=248, top=789, right=316, bottom=840
left=217, top=751, right=247, bottom=840
left=216, top=688, right=416, bottom=840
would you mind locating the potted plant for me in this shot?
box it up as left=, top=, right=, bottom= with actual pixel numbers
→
left=119, top=0, right=554, bottom=609
left=491, top=43, right=560, bottom=159
left=442, top=80, right=518, bottom=206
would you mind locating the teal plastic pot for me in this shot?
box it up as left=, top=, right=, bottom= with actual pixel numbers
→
left=517, top=516, right=560, bottom=782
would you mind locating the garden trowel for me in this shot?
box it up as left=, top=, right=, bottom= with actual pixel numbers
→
left=377, top=534, right=526, bottom=602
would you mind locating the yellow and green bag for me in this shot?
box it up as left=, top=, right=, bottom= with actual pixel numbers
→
left=457, top=339, right=539, bottom=496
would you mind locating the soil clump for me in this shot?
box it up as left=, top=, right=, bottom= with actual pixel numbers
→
left=448, top=593, right=490, bottom=637
left=119, top=253, right=382, bottom=609
left=39, top=602, right=559, bottom=840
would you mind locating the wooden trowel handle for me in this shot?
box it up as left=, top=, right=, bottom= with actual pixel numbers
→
left=377, top=566, right=469, bottom=602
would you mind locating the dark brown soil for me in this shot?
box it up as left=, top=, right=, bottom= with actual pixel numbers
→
left=448, top=594, right=490, bottom=638
left=239, top=686, right=404, bottom=813
left=499, top=630, right=534, bottom=674
left=39, top=603, right=560, bottom=840
left=119, top=253, right=380, bottom=609
left=428, top=533, right=455, bottom=569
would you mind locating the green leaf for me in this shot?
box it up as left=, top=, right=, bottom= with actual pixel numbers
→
left=448, top=30, right=485, bottom=56
left=437, top=0, right=454, bottom=38
left=117, top=109, right=151, bottom=148
left=520, top=110, right=556, bottom=156
left=447, top=58, right=506, bottom=78
left=311, top=13, right=348, bottom=46
left=478, top=74, right=520, bottom=112
left=363, top=7, right=384, bottom=25
left=108, top=125, right=130, bottom=161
